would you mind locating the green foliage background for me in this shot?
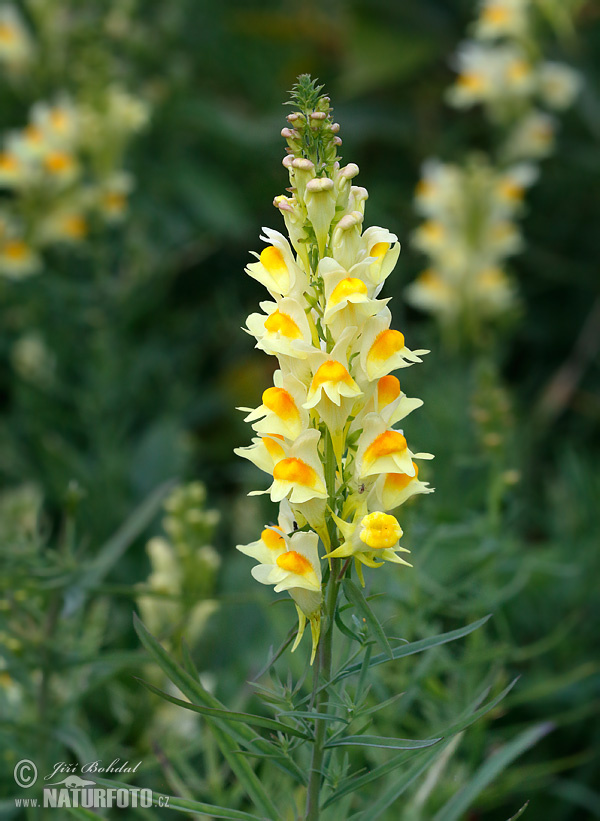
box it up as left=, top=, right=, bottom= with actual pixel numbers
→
left=1, top=0, right=599, bottom=819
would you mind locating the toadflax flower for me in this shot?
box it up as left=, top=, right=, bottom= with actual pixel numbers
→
left=408, top=0, right=581, bottom=345
left=235, top=76, right=433, bottom=662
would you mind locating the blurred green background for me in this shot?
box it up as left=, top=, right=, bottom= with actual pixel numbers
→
left=1, top=0, right=599, bottom=819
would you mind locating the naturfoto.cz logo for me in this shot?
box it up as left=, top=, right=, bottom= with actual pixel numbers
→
left=13, top=759, right=169, bottom=810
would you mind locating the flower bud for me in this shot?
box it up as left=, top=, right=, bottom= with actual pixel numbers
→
left=304, top=177, right=335, bottom=257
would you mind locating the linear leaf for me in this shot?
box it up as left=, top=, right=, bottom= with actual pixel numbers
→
left=323, top=677, right=518, bottom=809
left=342, top=579, right=393, bottom=659
left=433, top=723, right=553, bottom=821
left=507, top=802, right=530, bottom=820
left=325, top=734, right=441, bottom=750
left=334, top=614, right=492, bottom=685
left=136, top=677, right=313, bottom=740
left=89, top=775, right=268, bottom=819
left=278, top=710, right=348, bottom=724
left=133, top=615, right=281, bottom=817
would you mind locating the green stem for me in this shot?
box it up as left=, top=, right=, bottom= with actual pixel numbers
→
left=305, top=557, right=340, bottom=821
left=305, top=426, right=340, bottom=820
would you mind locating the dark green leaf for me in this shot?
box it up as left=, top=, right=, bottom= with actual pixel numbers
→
left=325, top=734, right=441, bottom=750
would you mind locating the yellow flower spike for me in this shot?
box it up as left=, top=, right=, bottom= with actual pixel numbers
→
left=238, top=77, right=434, bottom=659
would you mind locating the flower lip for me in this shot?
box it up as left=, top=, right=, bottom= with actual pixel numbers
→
left=386, top=464, right=418, bottom=491
left=260, top=245, right=288, bottom=275
left=261, top=527, right=286, bottom=550
left=377, top=375, right=401, bottom=407
left=364, top=430, right=407, bottom=465
left=360, top=511, right=402, bottom=549
left=276, top=550, right=312, bottom=575
left=328, top=277, right=368, bottom=308
left=262, top=386, right=300, bottom=422
left=311, top=360, right=353, bottom=391
left=264, top=309, right=303, bottom=339
left=368, top=329, right=406, bottom=363
left=273, top=457, right=319, bottom=488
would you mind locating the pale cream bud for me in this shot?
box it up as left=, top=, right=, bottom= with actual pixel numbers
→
left=305, top=177, right=336, bottom=257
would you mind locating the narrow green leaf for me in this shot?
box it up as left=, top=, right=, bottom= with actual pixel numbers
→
left=323, top=677, right=518, bottom=809
left=278, top=710, right=348, bottom=724
left=133, top=615, right=281, bottom=817
left=335, top=608, right=362, bottom=641
left=507, top=801, right=530, bottom=820
left=433, top=724, right=553, bottom=821
left=89, top=775, right=269, bottom=819
left=334, top=615, right=492, bottom=685
left=358, top=692, right=404, bottom=718
left=325, top=734, right=441, bottom=751
left=180, top=639, right=199, bottom=679
left=136, top=677, right=313, bottom=740
left=342, top=579, right=393, bottom=659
